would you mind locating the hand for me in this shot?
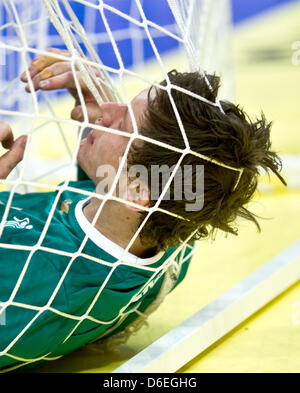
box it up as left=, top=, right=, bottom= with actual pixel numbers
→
left=20, top=48, right=107, bottom=123
left=0, top=122, right=27, bottom=179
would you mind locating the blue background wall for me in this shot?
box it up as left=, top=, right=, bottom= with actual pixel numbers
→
left=2, top=0, right=298, bottom=71
left=66, top=0, right=299, bottom=70
left=46, top=0, right=300, bottom=71
left=0, top=0, right=298, bottom=110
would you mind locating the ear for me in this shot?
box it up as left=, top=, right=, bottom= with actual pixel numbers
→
left=125, top=180, right=150, bottom=212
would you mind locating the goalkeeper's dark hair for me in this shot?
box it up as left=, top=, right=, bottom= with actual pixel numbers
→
left=128, top=70, right=286, bottom=251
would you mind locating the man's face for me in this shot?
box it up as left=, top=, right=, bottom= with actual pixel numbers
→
left=77, top=87, right=151, bottom=186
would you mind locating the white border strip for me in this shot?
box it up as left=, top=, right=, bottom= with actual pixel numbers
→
left=113, top=239, right=300, bottom=373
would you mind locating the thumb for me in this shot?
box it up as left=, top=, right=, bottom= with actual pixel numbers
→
left=71, top=103, right=102, bottom=124
left=0, top=135, right=27, bottom=179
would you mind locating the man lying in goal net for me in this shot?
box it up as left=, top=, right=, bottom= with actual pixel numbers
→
left=0, top=48, right=285, bottom=372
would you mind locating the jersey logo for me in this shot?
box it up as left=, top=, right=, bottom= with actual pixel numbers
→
left=59, top=200, right=72, bottom=214
left=4, top=217, right=33, bottom=230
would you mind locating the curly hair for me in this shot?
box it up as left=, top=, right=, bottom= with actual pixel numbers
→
left=128, top=70, right=286, bottom=251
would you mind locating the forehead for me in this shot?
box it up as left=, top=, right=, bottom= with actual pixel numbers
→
left=131, top=86, right=157, bottom=105
left=127, top=87, right=150, bottom=125
left=126, top=87, right=157, bottom=133
left=131, top=87, right=149, bottom=106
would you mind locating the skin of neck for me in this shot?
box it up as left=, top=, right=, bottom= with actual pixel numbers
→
left=83, top=196, right=157, bottom=259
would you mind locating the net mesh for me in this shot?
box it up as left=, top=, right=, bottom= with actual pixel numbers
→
left=0, top=0, right=233, bottom=371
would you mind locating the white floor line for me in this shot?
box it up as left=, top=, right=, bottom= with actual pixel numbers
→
left=113, top=239, right=300, bottom=373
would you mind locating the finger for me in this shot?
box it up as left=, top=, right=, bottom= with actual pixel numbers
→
left=20, top=48, right=71, bottom=82
left=21, top=56, right=63, bottom=83
left=24, top=62, right=73, bottom=93
left=71, top=103, right=103, bottom=123
left=37, top=71, right=76, bottom=91
left=0, top=135, right=27, bottom=179
left=32, top=48, right=71, bottom=74
left=0, top=122, right=14, bottom=149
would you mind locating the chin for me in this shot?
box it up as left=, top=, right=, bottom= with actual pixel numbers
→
left=77, top=144, right=99, bottom=183
left=77, top=142, right=88, bottom=163
left=77, top=151, right=87, bottom=173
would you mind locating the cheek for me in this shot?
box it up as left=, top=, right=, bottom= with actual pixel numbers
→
left=117, top=137, right=130, bottom=157
left=106, top=134, right=130, bottom=159
left=93, top=134, right=127, bottom=168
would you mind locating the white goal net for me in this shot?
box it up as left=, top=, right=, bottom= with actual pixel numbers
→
left=0, top=0, right=234, bottom=372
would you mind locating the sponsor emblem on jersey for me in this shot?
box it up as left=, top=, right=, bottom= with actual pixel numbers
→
left=59, top=199, right=72, bottom=214
left=4, top=217, right=33, bottom=230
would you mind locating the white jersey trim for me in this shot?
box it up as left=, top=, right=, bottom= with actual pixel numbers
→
left=75, top=197, right=165, bottom=266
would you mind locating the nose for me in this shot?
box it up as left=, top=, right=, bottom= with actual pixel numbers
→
left=100, top=102, right=127, bottom=129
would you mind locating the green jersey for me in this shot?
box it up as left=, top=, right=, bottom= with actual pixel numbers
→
left=0, top=180, right=194, bottom=371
